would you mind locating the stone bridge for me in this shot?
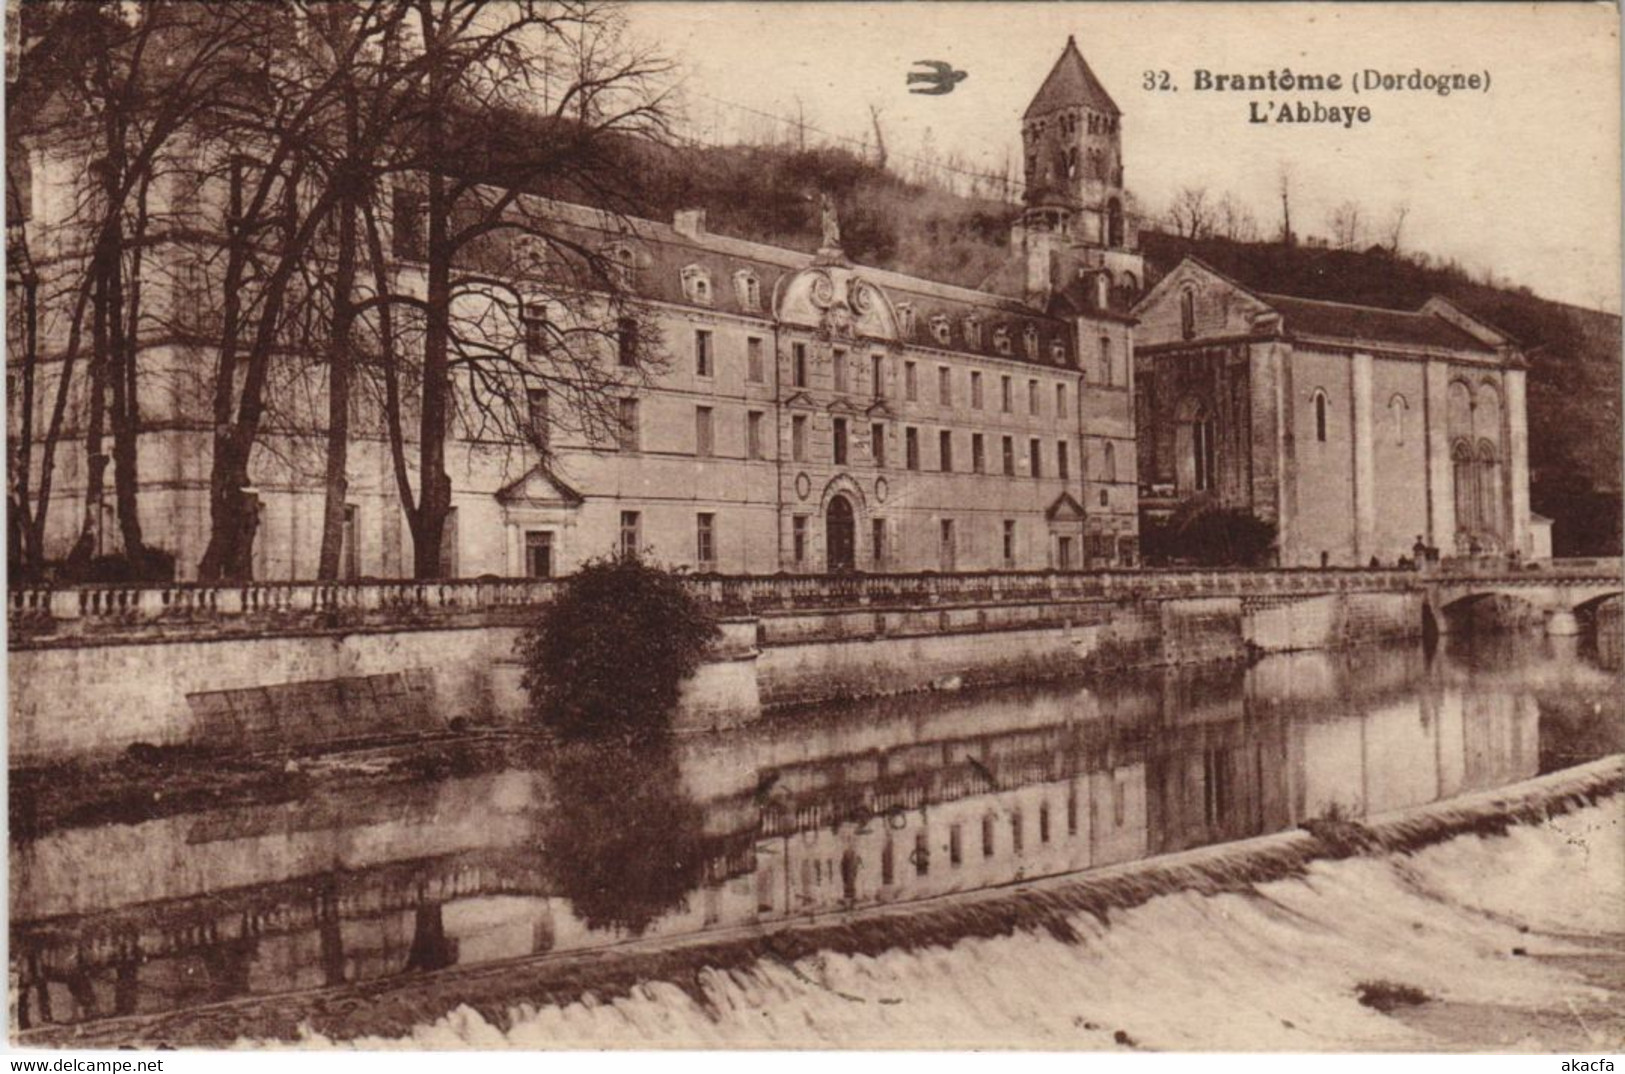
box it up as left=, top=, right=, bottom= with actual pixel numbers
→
left=1417, top=559, right=1623, bottom=636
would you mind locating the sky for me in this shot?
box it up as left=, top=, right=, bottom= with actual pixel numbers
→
left=623, top=2, right=1620, bottom=312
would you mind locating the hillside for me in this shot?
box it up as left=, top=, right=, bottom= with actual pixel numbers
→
left=632, top=144, right=1621, bottom=555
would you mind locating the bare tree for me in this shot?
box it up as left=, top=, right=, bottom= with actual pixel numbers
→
left=1384, top=203, right=1409, bottom=253
left=1327, top=199, right=1365, bottom=249
left=1215, top=192, right=1259, bottom=242
left=1166, top=185, right=1213, bottom=240
left=348, top=0, right=675, bottom=578
left=8, top=1, right=261, bottom=575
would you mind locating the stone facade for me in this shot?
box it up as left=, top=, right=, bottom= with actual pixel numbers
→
left=1133, top=258, right=1533, bottom=566
left=9, top=40, right=1141, bottom=581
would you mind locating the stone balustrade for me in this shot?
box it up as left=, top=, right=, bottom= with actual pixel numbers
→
left=9, top=562, right=1617, bottom=645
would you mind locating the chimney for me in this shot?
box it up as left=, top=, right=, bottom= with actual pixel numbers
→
left=673, top=208, right=707, bottom=239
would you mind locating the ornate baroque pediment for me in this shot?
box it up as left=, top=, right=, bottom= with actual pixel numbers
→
left=776, top=265, right=900, bottom=342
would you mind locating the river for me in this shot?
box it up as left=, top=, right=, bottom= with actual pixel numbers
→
left=10, top=631, right=1622, bottom=1048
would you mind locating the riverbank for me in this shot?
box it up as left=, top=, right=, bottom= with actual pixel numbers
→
left=20, top=564, right=1615, bottom=766
left=17, top=753, right=1620, bottom=1049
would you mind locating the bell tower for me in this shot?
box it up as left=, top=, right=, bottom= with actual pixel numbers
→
left=1008, top=36, right=1142, bottom=311
left=1020, top=35, right=1126, bottom=249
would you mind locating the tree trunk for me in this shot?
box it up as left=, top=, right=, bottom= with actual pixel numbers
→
left=316, top=186, right=358, bottom=579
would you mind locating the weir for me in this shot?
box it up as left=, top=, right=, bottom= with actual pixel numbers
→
left=8, top=563, right=1620, bottom=765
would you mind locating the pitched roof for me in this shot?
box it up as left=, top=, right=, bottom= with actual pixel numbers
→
left=1024, top=36, right=1120, bottom=119
left=1259, top=293, right=1498, bottom=353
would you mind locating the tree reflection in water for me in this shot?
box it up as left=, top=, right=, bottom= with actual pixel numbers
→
left=540, top=738, right=711, bottom=937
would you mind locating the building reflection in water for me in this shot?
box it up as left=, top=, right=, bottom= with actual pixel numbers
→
left=10, top=634, right=1620, bottom=1031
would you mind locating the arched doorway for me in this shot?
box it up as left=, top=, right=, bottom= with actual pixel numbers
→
left=826, top=495, right=856, bottom=572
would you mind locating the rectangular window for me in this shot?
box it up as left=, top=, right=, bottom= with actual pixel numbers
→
left=792, top=415, right=808, bottom=462
left=1003, top=519, right=1016, bottom=568
left=871, top=422, right=886, bottom=468
left=527, top=388, right=549, bottom=449
left=523, top=312, right=547, bottom=355
left=833, top=417, right=849, bottom=466
left=617, top=317, right=638, bottom=367
left=939, top=518, right=956, bottom=571
left=905, top=427, right=920, bottom=471
left=1067, top=792, right=1079, bottom=835
left=747, top=336, right=764, bottom=383
left=834, top=348, right=848, bottom=393
left=747, top=410, right=765, bottom=459
left=1029, top=438, right=1042, bottom=478
left=971, top=371, right=984, bottom=409
left=695, top=406, right=714, bottom=457
left=982, top=814, right=995, bottom=857
left=341, top=504, right=359, bottom=579
left=793, top=342, right=808, bottom=388
left=949, top=824, right=963, bottom=867
left=938, top=429, right=953, bottom=472
left=871, top=354, right=885, bottom=398
left=1002, top=435, right=1015, bottom=476
left=390, top=187, right=424, bottom=259
left=881, top=839, right=895, bottom=886
left=1001, top=375, right=1012, bottom=413
left=793, top=516, right=808, bottom=564
left=1028, top=378, right=1040, bottom=414
left=525, top=530, right=554, bottom=578
left=1056, top=382, right=1068, bottom=418
left=972, top=433, right=985, bottom=474
left=1057, top=440, right=1070, bottom=479
left=914, top=831, right=930, bottom=876
left=439, top=507, right=459, bottom=577
left=696, top=513, right=716, bottom=568
left=619, top=510, right=641, bottom=559
left=872, top=518, right=886, bottom=568
left=938, top=366, right=952, bottom=406
left=695, top=329, right=713, bottom=377
left=1039, top=802, right=1051, bottom=844
left=1011, top=811, right=1024, bottom=854
left=905, top=361, right=918, bottom=401
left=1058, top=535, right=1074, bottom=570
left=617, top=397, right=639, bottom=451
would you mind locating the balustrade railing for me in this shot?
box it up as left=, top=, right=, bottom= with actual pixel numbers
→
left=8, top=562, right=1614, bottom=640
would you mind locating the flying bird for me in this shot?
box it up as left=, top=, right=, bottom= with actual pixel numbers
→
left=908, top=60, right=968, bottom=95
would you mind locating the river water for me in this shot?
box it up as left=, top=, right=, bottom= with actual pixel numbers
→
left=10, top=632, right=1623, bottom=1048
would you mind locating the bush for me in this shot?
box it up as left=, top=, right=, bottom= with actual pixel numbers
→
left=1143, top=498, right=1277, bottom=567
left=517, top=555, right=720, bottom=740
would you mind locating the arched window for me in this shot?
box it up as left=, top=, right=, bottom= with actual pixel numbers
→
left=1103, top=441, right=1117, bottom=483
left=1388, top=394, right=1408, bottom=445
left=1120, top=272, right=1138, bottom=303
left=1452, top=439, right=1477, bottom=536
left=1476, top=440, right=1501, bottom=539
left=1179, top=289, right=1196, bottom=340
left=1098, top=336, right=1113, bottom=385
left=1106, top=199, right=1124, bottom=248
left=1193, top=406, right=1216, bottom=492
left=1313, top=390, right=1329, bottom=443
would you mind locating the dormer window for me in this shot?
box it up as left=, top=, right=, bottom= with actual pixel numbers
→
left=1023, top=325, right=1039, bottom=360
left=682, top=264, right=713, bottom=306
left=513, top=234, right=546, bottom=277
left=964, top=317, right=982, bottom=348
left=603, top=242, right=638, bottom=289
left=1050, top=339, right=1067, bottom=365
left=734, top=269, right=761, bottom=311
left=993, top=326, right=1012, bottom=356
left=930, top=314, right=951, bottom=346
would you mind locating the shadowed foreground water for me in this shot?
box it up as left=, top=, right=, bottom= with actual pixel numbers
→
left=10, top=632, right=1623, bottom=1047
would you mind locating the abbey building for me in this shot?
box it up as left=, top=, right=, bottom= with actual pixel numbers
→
left=1133, top=258, right=1535, bottom=566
